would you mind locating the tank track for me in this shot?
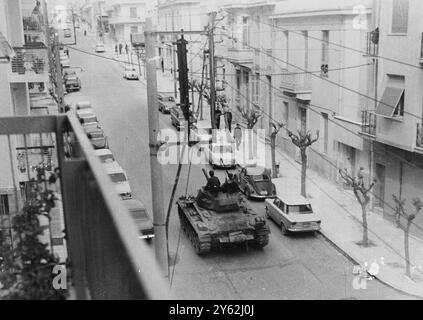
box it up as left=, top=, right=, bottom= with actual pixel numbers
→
left=178, top=205, right=212, bottom=255
left=254, top=224, right=270, bottom=248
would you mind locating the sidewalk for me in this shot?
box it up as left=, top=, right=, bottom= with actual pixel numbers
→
left=263, top=136, right=423, bottom=298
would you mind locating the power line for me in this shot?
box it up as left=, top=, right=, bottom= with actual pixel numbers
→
left=246, top=14, right=423, bottom=71
left=218, top=28, right=423, bottom=122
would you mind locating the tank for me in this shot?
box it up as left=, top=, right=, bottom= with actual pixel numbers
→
left=176, top=169, right=270, bottom=255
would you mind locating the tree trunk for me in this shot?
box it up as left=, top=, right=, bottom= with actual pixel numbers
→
left=271, top=133, right=277, bottom=178
left=360, top=203, right=369, bottom=247
left=248, top=129, right=254, bottom=160
left=301, top=149, right=307, bottom=197
left=405, top=222, right=411, bottom=277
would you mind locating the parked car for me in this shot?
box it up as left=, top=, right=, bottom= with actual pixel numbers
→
left=95, top=43, right=105, bottom=53
left=85, top=127, right=109, bottom=149
left=265, top=188, right=321, bottom=235
left=64, top=28, right=71, bottom=38
left=170, top=106, right=196, bottom=130
left=60, top=57, right=70, bottom=68
left=123, top=199, right=154, bottom=241
left=64, top=75, right=81, bottom=92
left=63, top=69, right=76, bottom=81
left=189, top=120, right=212, bottom=146
left=95, top=148, right=117, bottom=164
left=123, top=66, right=139, bottom=80
left=75, top=101, right=92, bottom=110
left=235, top=166, right=276, bottom=200
left=103, top=162, right=132, bottom=200
left=158, top=92, right=175, bottom=114
left=79, top=113, right=99, bottom=128
left=203, top=142, right=236, bottom=169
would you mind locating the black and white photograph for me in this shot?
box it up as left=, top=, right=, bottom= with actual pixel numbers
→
left=1, top=0, right=423, bottom=305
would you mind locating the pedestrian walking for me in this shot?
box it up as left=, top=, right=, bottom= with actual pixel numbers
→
left=125, top=44, right=129, bottom=55
left=119, top=43, right=123, bottom=55
left=115, top=44, right=118, bottom=55
left=215, top=107, right=222, bottom=129
left=234, top=123, right=242, bottom=151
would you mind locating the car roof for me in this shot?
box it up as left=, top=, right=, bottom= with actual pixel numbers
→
left=66, top=76, right=78, bottom=80
left=244, top=166, right=267, bottom=176
left=122, top=199, right=146, bottom=211
left=94, top=149, right=113, bottom=156
left=272, top=183, right=311, bottom=206
left=103, top=162, right=125, bottom=174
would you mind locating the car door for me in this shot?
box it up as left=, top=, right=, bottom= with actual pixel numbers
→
left=269, top=198, right=280, bottom=225
left=279, top=201, right=289, bottom=227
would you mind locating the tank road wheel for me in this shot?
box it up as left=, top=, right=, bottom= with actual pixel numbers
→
left=193, top=234, right=211, bottom=255
left=254, top=225, right=270, bottom=249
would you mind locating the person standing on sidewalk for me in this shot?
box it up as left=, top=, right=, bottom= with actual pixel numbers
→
left=125, top=44, right=129, bottom=55
left=234, top=123, right=242, bottom=151
left=115, top=44, right=118, bottom=55
left=119, top=43, right=123, bottom=55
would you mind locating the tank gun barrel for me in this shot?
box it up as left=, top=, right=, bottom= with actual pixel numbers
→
left=202, top=168, right=209, bottom=180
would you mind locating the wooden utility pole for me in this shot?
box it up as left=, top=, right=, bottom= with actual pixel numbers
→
left=145, top=18, right=168, bottom=278
left=53, top=34, right=65, bottom=113
left=208, top=11, right=217, bottom=129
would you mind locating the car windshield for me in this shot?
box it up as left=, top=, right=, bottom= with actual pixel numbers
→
left=66, top=79, right=78, bottom=84
left=100, top=154, right=114, bottom=162
left=213, top=145, right=232, bottom=153
left=288, top=204, right=313, bottom=214
left=251, top=174, right=269, bottom=182
left=130, top=209, right=148, bottom=220
left=81, top=116, right=97, bottom=123
left=109, top=173, right=127, bottom=183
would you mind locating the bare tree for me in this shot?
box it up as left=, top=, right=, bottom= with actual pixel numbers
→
left=287, top=129, right=319, bottom=197
left=339, top=167, right=376, bottom=247
left=392, top=195, right=422, bottom=277
left=236, top=104, right=262, bottom=130
left=270, top=122, right=284, bottom=178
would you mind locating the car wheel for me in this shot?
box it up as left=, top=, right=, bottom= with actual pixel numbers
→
left=281, top=223, right=288, bottom=235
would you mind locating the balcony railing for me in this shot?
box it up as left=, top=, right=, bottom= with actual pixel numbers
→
left=23, top=15, right=45, bottom=31
left=9, top=46, right=49, bottom=82
left=0, top=114, right=168, bottom=299
left=417, top=124, right=423, bottom=149
left=280, top=71, right=312, bottom=93
left=361, top=110, right=376, bottom=137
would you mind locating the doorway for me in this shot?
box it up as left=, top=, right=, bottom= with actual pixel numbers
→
left=375, top=163, right=386, bottom=209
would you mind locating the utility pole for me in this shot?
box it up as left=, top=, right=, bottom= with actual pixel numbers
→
left=53, top=34, right=65, bottom=113
left=71, top=7, right=77, bottom=45
left=208, top=11, right=217, bottom=129
left=144, top=18, right=168, bottom=278
left=176, top=33, right=191, bottom=141
left=98, top=2, right=103, bottom=43
left=172, top=12, right=178, bottom=99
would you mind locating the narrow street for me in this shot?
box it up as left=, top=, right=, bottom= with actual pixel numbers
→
left=63, top=30, right=414, bottom=300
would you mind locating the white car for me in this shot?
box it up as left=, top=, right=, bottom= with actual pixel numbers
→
left=123, top=66, right=139, bottom=80
left=189, top=120, right=212, bottom=146
left=95, top=43, right=105, bottom=53
left=60, top=57, right=70, bottom=68
left=103, top=162, right=132, bottom=200
left=204, top=142, right=236, bottom=169
left=265, top=186, right=321, bottom=235
left=95, top=149, right=117, bottom=165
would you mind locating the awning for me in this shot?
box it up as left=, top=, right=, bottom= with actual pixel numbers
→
left=376, top=86, right=404, bottom=117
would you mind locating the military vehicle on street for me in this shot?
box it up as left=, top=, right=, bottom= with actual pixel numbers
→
left=176, top=169, right=270, bottom=255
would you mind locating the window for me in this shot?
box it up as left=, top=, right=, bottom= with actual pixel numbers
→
left=283, top=31, right=289, bottom=68
left=303, top=31, right=308, bottom=70
left=282, top=101, right=289, bottom=126
left=252, top=73, right=260, bottom=105
left=131, top=26, right=138, bottom=34
left=322, top=113, right=329, bottom=154
left=288, top=204, right=313, bottom=214
left=130, top=7, right=137, bottom=18
left=391, top=0, right=409, bottom=33
left=0, top=195, right=9, bottom=216
left=376, top=75, right=405, bottom=118
left=321, top=31, right=329, bottom=76
left=242, top=16, right=249, bottom=48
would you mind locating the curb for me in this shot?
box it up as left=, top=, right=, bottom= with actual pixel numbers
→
left=318, top=229, right=423, bottom=299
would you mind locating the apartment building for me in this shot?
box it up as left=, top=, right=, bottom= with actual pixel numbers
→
left=107, top=0, right=147, bottom=43
left=360, top=0, right=423, bottom=238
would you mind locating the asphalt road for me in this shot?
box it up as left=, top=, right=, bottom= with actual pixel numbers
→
left=62, top=30, right=415, bottom=300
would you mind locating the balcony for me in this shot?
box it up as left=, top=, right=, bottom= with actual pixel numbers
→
left=360, top=110, right=376, bottom=138
left=365, top=29, right=379, bottom=57
left=416, top=124, right=423, bottom=150
left=226, top=47, right=254, bottom=68
left=280, top=70, right=312, bottom=100
left=23, top=15, right=45, bottom=31
left=0, top=114, right=168, bottom=299
left=8, top=45, right=49, bottom=83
